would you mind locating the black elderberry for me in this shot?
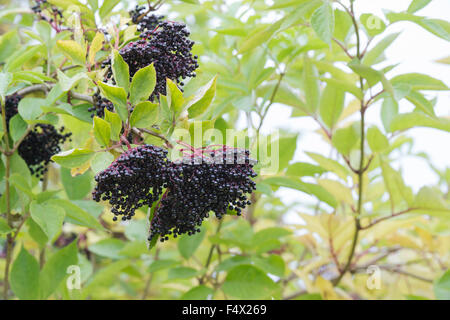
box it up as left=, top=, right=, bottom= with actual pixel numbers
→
left=88, top=90, right=114, bottom=118
left=1, top=94, right=72, bottom=179
left=102, top=21, right=198, bottom=100
left=129, top=5, right=165, bottom=33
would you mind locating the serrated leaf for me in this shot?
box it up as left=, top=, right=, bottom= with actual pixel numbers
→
left=130, top=101, right=158, bottom=128
left=98, top=82, right=128, bottom=121
left=129, top=63, right=156, bottom=105
left=104, top=109, right=122, bottom=141
left=311, top=1, right=334, bottom=44
left=93, top=116, right=111, bottom=147
left=187, top=76, right=218, bottom=118
left=88, top=32, right=104, bottom=65
left=30, top=201, right=65, bottom=242
left=367, top=126, right=389, bottom=153
left=57, top=40, right=86, bottom=65
left=10, top=247, right=40, bottom=300
left=52, top=148, right=95, bottom=168
left=111, top=49, right=129, bottom=92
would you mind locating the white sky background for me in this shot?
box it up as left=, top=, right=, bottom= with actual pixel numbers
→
left=248, top=0, right=450, bottom=216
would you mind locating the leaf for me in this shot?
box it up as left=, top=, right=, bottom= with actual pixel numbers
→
left=88, top=238, right=126, bottom=259
left=0, top=217, right=12, bottom=235
left=111, top=49, right=130, bottom=92
left=30, top=201, right=65, bottom=242
left=320, top=77, right=363, bottom=100
left=286, top=162, right=326, bottom=177
left=177, top=227, right=206, bottom=259
left=9, top=114, right=28, bottom=142
left=319, top=84, right=345, bottom=129
left=56, top=40, right=86, bottom=65
left=381, top=96, right=399, bottom=132
left=40, top=240, right=78, bottom=299
left=412, top=186, right=450, bottom=218
left=49, top=199, right=104, bottom=230
left=52, top=148, right=95, bottom=168
left=166, top=79, right=184, bottom=115
left=434, top=270, right=450, bottom=300
left=222, top=265, right=279, bottom=299
left=303, top=56, right=320, bottom=113
left=318, top=179, right=353, bottom=205
left=0, top=72, right=12, bottom=100
left=148, top=259, right=180, bottom=273
left=264, top=176, right=311, bottom=195
left=408, top=0, right=433, bottom=13
left=332, top=125, right=359, bottom=155
left=391, top=73, right=448, bottom=91
left=88, top=32, right=104, bottom=65
left=252, top=255, right=285, bottom=277
left=61, top=167, right=93, bottom=200
left=5, top=45, right=43, bottom=72
left=93, top=116, right=111, bottom=147
left=18, top=97, right=45, bottom=121
left=91, top=152, right=114, bottom=175
left=129, top=101, right=158, bottom=128
left=168, top=267, right=199, bottom=279
left=306, top=151, right=350, bottom=180
left=390, top=113, right=450, bottom=132
left=103, top=109, right=122, bottom=141
left=311, top=1, right=334, bottom=44
left=362, top=33, right=400, bottom=66
left=10, top=247, right=40, bottom=300
left=98, top=82, right=128, bottom=121
left=129, top=63, right=156, bottom=105
left=367, top=126, right=389, bottom=153
left=360, top=13, right=386, bottom=37
left=99, top=0, right=120, bottom=19
left=187, top=76, right=218, bottom=118
left=181, top=285, right=214, bottom=300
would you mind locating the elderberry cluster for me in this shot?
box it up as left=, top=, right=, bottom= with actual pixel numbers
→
left=102, top=21, right=198, bottom=100
left=31, top=0, right=63, bottom=25
left=149, top=149, right=257, bottom=242
left=92, top=145, right=171, bottom=221
left=129, top=5, right=165, bottom=32
left=92, top=144, right=257, bottom=243
left=88, top=91, right=114, bottom=118
left=1, top=95, right=72, bottom=178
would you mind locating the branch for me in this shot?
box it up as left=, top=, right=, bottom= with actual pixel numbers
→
left=137, top=127, right=173, bottom=148
left=16, top=83, right=94, bottom=104
left=360, top=208, right=416, bottom=230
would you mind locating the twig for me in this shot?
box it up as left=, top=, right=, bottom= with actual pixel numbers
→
left=137, top=128, right=173, bottom=148
left=360, top=208, right=416, bottom=230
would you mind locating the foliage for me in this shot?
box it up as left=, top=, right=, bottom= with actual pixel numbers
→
left=0, top=0, right=449, bottom=300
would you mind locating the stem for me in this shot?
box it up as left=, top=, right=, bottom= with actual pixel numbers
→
left=142, top=247, right=160, bottom=300
left=199, top=220, right=223, bottom=285
left=1, top=100, right=13, bottom=300
left=332, top=1, right=366, bottom=286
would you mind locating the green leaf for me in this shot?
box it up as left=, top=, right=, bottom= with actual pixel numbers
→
left=264, top=176, right=311, bottom=195
left=129, top=63, right=156, bottom=105
left=303, top=56, right=320, bottom=113
left=362, top=33, right=400, bottom=66
left=319, top=84, right=345, bottom=129
left=0, top=217, right=12, bottom=235
left=61, top=167, right=93, bottom=200
left=222, top=265, right=279, bottom=299
left=52, top=148, right=95, bottom=168
left=0, top=72, right=12, bottom=101
left=408, top=0, right=433, bottom=13
left=57, top=70, right=89, bottom=92
left=148, top=259, right=180, bottom=273
left=129, top=101, right=158, bottom=128
left=10, top=247, right=40, bottom=300
left=252, top=255, right=286, bottom=277
left=5, top=45, right=43, bottom=72
left=181, top=285, right=214, bottom=300
left=88, top=238, right=126, bottom=259
left=111, top=49, right=130, bottom=92
left=49, top=199, right=104, bottom=230
left=286, top=162, right=326, bottom=177
left=332, top=125, right=359, bottom=155
left=391, top=73, right=448, bottom=91
left=360, top=13, right=386, bottom=37
left=98, top=82, right=128, bottom=121
left=91, top=152, right=114, bottom=175
left=168, top=267, right=199, bottom=279
left=40, top=240, right=78, bottom=299
left=320, top=77, right=363, bottom=100
left=390, top=113, right=450, bottom=132
left=18, top=97, right=45, bottom=121
left=381, top=160, right=414, bottom=209
left=104, top=109, right=122, bottom=141
left=166, top=79, right=185, bottom=115
left=434, top=270, right=450, bottom=300
left=10, top=173, right=34, bottom=199
left=381, top=96, right=399, bottom=132
left=88, top=32, right=104, bottom=65
left=311, top=1, right=334, bottom=44
left=56, top=40, right=86, bottom=65
left=9, top=114, right=28, bottom=142
left=367, top=126, right=389, bottom=153
left=99, top=0, right=120, bottom=19
left=318, top=179, right=354, bottom=205
left=187, top=76, right=218, bottom=118
left=30, top=201, right=65, bottom=242
left=93, top=116, right=111, bottom=147
left=178, top=227, right=206, bottom=260
left=306, top=151, right=350, bottom=180
left=412, top=186, right=450, bottom=218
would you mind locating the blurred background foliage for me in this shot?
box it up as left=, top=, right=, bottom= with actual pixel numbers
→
left=0, top=0, right=449, bottom=300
